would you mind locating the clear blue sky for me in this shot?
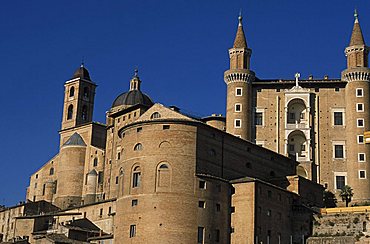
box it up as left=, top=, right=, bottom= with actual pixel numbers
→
left=0, top=1, right=369, bottom=206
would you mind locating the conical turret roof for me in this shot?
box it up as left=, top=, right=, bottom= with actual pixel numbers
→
left=349, top=10, right=366, bottom=46
left=233, top=15, right=248, bottom=48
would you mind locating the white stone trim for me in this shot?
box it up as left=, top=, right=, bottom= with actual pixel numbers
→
left=356, top=103, right=364, bottom=112
left=334, top=172, right=347, bottom=190
left=332, top=141, right=346, bottom=159
left=357, top=118, right=365, bottom=128
left=359, top=170, right=367, bottom=179
left=358, top=135, right=365, bottom=144
left=356, top=88, right=364, bottom=97
left=358, top=153, right=366, bottom=162
left=235, top=87, right=243, bottom=96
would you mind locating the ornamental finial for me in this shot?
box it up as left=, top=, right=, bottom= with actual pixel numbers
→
left=295, top=72, right=301, bottom=87
left=238, top=9, right=243, bottom=26
left=354, top=9, right=359, bottom=23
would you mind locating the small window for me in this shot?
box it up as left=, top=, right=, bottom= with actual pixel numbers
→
left=35, top=174, right=38, bottom=179
left=255, top=112, right=263, bottom=126
left=209, top=149, right=216, bottom=156
left=267, top=209, right=271, bottom=216
left=99, top=208, right=103, bottom=216
left=108, top=207, right=112, bottom=214
left=117, top=152, right=121, bottom=160
left=234, top=119, right=241, bottom=128
left=235, top=88, right=242, bottom=96
left=82, top=105, right=88, bottom=121
left=335, top=87, right=340, bottom=92
left=334, top=112, right=343, bottom=125
left=83, top=87, right=89, bottom=99
left=67, top=105, right=73, bottom=120
left=358, top=119, right=365, bottom=127
left=69, top=86, right=75, bottom=97
left=42, top=184, right=46, bottom=196
left=137, top=127, right=142, bottom=132
left=215, top=229, right=220, bottom=242
left=315, top=88, right=319, bottom=92
left=130, top=224, right=136, bottom=238
left=150, top=112, right=161, bottom=119
left=335, top=175, right=345, bottom=189
left=358, top=153, right=366, bottom=162
left=163, top=125, right=170, bottom=130
left=134, top=143, right=143, bottom=151
left=357, top=103, right=364, bottom=112
left=267, top=190, right=272, bottom=199
left=198, top=227, right=205, bottom=244
left=199, top=180, right=206, bottom=189
left=98, top=171, right=104, bottom=184
left=198, top=201, right=205, bottom=208
left=358, top=135, right=364, bottom=144
left=132, top=199, right=138, bottom=206
left=216, top=203, right=221, bottom=212
left=235, top=104, right=241, bottom=112
left=115, top=176, right=119, bottom=184
left=49, top=167, right=54, bottom=175
left=93, top=158, right=98, bottom=167
left=34, top=183, right=37, bottom=189
left=357, top=88, right=364, bottom=97
left=334, top=145, right=344, bottom=159
left=359, top=170, right=366, bottom=179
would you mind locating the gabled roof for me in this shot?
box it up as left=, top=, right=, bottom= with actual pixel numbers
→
left=63, top=132, right=86, bottom=147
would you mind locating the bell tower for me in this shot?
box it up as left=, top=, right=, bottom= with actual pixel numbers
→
left=224, top=14, right=255, bottom=140
left=342, top=10, right=370, bottom=203
left=61, top=64, right=97, bottom=131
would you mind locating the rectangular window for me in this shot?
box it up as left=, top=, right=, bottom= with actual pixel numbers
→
left=216, top=203, right=221, bottom=212
left=358, top=153, right=366, bottom=162
left=115, top=176, right=119, bottom=184
left=255, top=112, right=263, bottom=126
left=334, top=112, right=343, bottom=125
left=99, top=208, right=103, bottom=216
left=335, top=87, right=340, bottom=92
left=198, top=227, right=205, bottom=244
left=198, top=201, right=205, bottom=208
left=357, top=103, right=364, bottom=112
left=358, top=118, right=365, bottom=127
left=137, top=127, right=142, bottom=132
left=130, top=225, right=136, bottom=238
left=132, top=172, right=141, bottom=188
left=235, top=88, right=242, bottom=96
left=215, top=229, right=220, bottom=242
left=357, top=88, right=364, bottom=97
left=358, top=135, right=365, bottom=144
left=335, top=175, right=345, bottom=189
left=234, top=119, right=241, bottom=128
left=98, top=171, right=104, bottom=184
left=235, top=103, right=241, bottom=112
left=199, top=180, right=206, bottom=189
left=334, top=145, right=344, bottom=159
left=163, top=125, right=170, bottom=130
left=359, top=170, right=366, bottom=179
left=132, top=199, right=138, bottom=206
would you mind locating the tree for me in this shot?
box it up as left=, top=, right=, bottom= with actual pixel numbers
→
left=323, top=190, right=337, bottom=208
left=340, top=185, right=354, bottom=207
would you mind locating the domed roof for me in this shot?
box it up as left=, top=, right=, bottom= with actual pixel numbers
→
left=111, top=69, right=154, bottom=108
left=112, top=90, right=154, bottom=108
left=72, top=64, right=91, bottom=81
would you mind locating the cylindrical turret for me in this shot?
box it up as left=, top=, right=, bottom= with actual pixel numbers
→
left=54, top=133, right=86, bottom=209
left=84, top=170, right=98, bottom=205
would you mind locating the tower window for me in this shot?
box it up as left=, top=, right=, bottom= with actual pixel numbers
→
left=132, top=166, right=141, bottom=188
left=357, top=118, right=365, bottom=127
left=83, top=87, right=89, bottom=99
left=49, top=167, right=54, bottom=175
left=235, top=104, right=241, bottom=112
left=134, top=143, right=143, bottom=151
left=359, top=170, right=366, bottom=179
left=357, top=103, right=364, bottom=112
left=357, top=88, right=364, bottom=97
left=234, top=119, right=241, bottom=128
left=67, top=105, right=73, bottom=120
left=129, top=224, right=136, bottom=238
left=358, top=153, right=366, bottom=162
left=333, top=112, right=343, bottom=125
left=198, top=227, right=205, bottom=244
left=82, top=105, right=88, bottom=121
left=358, top=135, right=364, bottom=144
left=93, top=158, right=98, bottom=167
left=235, top=88, right=242, bottom=96
left=69, top=86, right=75, bottom=97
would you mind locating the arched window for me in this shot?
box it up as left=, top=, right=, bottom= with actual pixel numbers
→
left=132, top=166, right=141, bottom=188
left=67, top=105, right=73, bottom=120
left=157, top=163, right=171, bottom=189
left=83, top=87, right=89, bottom=99
left=134, top=143, right=143, bottom=151
left=150, top=112, right=161, bottom=119
left=82, top=105, right=87, bottom=121
left=49, top=167, right=54, bottom=175
left=69, top=86, right=75, bottom=97
left=93, top=158, right=98, bottom=167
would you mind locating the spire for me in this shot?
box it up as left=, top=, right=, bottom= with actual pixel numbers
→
left=130, top=68, right=141, bottom=91
left=233, top=13, right=248, bottom=48
left=349, top=9, right=365, bottom=46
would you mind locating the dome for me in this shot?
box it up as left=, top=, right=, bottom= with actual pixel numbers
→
left=112, top=90, right=154, bottom=108
left=72, top=64, right=91, bottom=81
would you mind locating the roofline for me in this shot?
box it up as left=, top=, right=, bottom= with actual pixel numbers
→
left=59, top=121, right=106, bottom=133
